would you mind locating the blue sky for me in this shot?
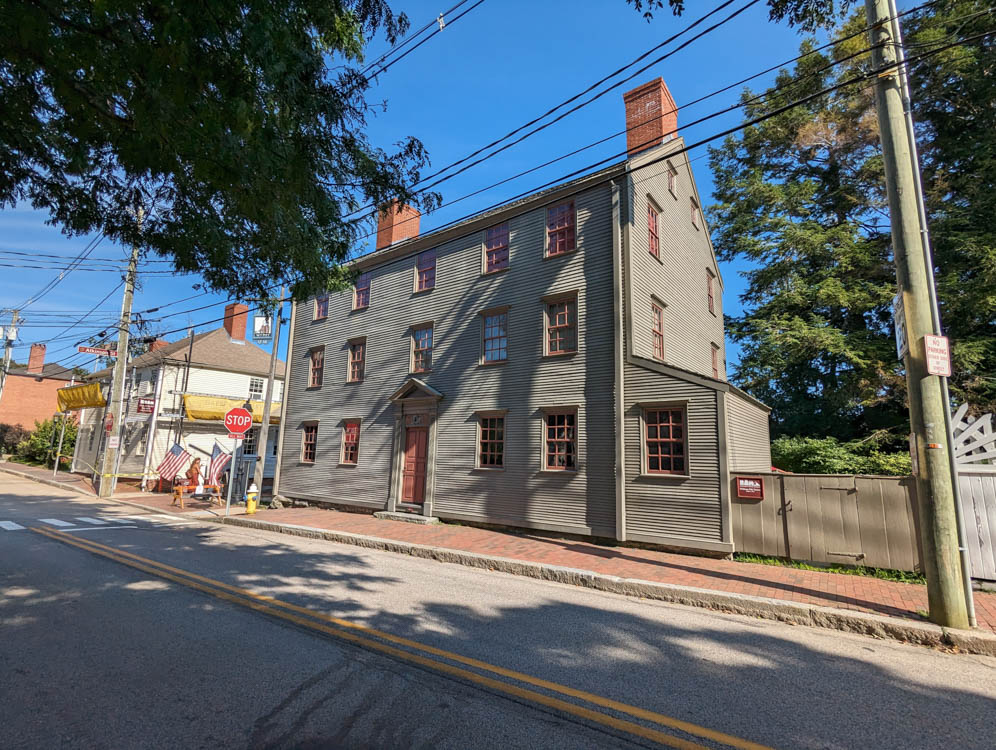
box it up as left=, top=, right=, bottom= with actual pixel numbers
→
left=0, top=0, right=844, bottom=376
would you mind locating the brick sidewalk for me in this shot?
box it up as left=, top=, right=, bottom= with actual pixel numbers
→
left=248, top=506, right=996, bottom=632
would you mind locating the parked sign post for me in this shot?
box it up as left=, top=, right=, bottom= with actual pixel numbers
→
left=224, top=406, right=253, bottom=515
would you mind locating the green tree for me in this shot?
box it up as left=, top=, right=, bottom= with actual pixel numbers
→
left=708, top=14, right=902, bottom=441
left=906, top=0, right=996, bottom=414
left=15, top=417, right=77, bottom=466
left=1, top=1, right=438, bottom=300
left=627, top=0, right=854, bottom=31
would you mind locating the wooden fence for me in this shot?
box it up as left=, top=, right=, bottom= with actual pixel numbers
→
left=732, top=473, right=923, bottom=573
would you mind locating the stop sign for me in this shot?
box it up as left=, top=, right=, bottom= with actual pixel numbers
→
left=224, top=407, right=253, bottom=437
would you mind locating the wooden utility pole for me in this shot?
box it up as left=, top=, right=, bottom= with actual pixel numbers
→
left=865, top=0, right=969, bottom=628
left=98, top=207, right=142, bottom=498
left=0, top=309, right=20, bottom=406
left=252, top=287, right=285, bottom=494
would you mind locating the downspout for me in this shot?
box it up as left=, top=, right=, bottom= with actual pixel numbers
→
left=611, top=178, right=627, bottom=542
left=271, top=299, right=296, bottom=501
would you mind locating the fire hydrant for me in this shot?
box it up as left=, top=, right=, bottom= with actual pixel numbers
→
left=246, top=482, right=259, bottom=515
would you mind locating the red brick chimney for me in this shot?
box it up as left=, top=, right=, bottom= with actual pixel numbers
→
left=623, top=77, right=678, bottom=156
left=27, top=343, right=46, bottom=374
left=223, top=303, right=248, bottom=341
left=376, top=202, right=420, bottom=250
left=148, top=339, right=169, bottom=352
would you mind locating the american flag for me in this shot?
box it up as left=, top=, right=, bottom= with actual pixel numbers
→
left=156, top=443, right=191, bottom=482
left=206, top=442, right=232, bottom=487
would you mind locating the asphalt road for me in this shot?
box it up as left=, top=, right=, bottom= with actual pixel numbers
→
left=2, top=475, right=995, bottom=750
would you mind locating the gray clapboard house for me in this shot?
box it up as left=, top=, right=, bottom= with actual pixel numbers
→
left=274, top=78, right=771, bottom=554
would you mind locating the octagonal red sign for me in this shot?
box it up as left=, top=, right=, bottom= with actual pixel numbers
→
left=224, top=407, right=253, bottom=436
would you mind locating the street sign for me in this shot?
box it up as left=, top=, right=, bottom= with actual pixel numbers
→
left=104, top=413, right=114, bottom=435
left=892, top=294, right=908, bottom=359
left=79, top=345, right=117, bottom=357
left=224, top=407, right=253, bottom=436
left=107, top=436, right=120, bottom=449
left=925, top=335, right=952, bottom=377
left=136, top=397, right=155, bottom=414
left=228, top=433, right=245, bottom=440
left=253, top=314, right=273, bottom=343
left=736, top=476, right=764, bottom=500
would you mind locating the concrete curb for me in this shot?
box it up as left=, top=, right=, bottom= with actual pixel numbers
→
left=217, top=515, right=996, bottom=657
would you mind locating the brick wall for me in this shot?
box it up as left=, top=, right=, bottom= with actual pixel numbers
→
left=0, top=375, right=66, bottom=428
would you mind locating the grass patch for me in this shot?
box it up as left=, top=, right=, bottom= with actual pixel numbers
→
left=733, top=552, right=926, bottom=585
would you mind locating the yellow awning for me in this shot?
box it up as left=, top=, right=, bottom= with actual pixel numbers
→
left=57, top=383, right=106, bottom=411
left=182, top=395, right=280, bottom=424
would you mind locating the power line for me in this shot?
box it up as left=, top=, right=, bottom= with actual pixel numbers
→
left=16, top=233, right=106, bottom=310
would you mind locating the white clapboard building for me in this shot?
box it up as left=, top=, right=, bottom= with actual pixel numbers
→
left=73, top=304, right=285, bottom=490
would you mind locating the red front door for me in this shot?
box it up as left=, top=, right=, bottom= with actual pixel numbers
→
left=401, top=426, right=428, bottom=504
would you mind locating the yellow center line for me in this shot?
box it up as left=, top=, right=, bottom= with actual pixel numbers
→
left=32, top=526, right=773, bottom=750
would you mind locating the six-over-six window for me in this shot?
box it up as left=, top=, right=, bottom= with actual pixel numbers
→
left=412, top=325, right=433, bottom=373
left=309, top=347, right=324, bottom=388
left=545, top=296, right=577, bottom=355
left=348, top=339, right=365, bottom=382
left=302, top=424, right=318, bottom=463
left=644, top=407, right=686, bottom=475
left=545, top=411, right=577, bottom=471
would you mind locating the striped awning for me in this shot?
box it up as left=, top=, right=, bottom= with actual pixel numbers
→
left=57, top=383, right=106, bottom=411
left=182, top=395, right=280, bottom=424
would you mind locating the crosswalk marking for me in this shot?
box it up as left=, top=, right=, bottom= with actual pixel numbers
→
left=1, top=514, right=196, bottom=531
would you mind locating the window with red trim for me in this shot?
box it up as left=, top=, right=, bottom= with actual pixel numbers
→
left=645, top=408, right=685, bottom=474
left=348, top=340, right=365, bottom=382
left=484, top=223, right=509, bottom=273
left=341, top=421, right=360, bottom=465
left=652, top=302, right=664, bottom=360
left=412, top=325, right=432, bottom=373
left=482, top=311, right=507, bottom=363
left=416, top=250, right=436, bottom=291
left=546, top=202, right=576, bottom=256
left=354, top=273, right=370, bottom=309
left=707, top=271, right=716, bottom=315
left=302, top=424, right=318, bottom=463
left=690, top=198, right=700, bottom=229
left=309, top=347, right=324, bottom=388
left=545, top=412, right=576, bottom=470
left=478, top=416, right=504, bottom=468
left=315, top=295, right=329, bottom=320
left=546, top=298, right=577, bottom=355
left=712, top=343, right=721, bottom=379
left=647, top=202, right=659, bottom=259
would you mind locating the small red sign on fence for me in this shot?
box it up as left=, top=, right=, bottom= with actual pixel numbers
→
left=736, top=476, right=764, bottom=500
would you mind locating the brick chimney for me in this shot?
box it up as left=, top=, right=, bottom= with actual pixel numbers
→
left=223, top=303, right=248, bottom=342
left=148, top=339, right=169, bottom=352
left=623, top=77, right=678, bottom=156
left=376, top=202, right=420, bottom=250
left=27, top=343, right=46, bottom=374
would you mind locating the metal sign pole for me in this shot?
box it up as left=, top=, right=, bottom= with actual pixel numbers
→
left=224, top=438, right=241, bottom=517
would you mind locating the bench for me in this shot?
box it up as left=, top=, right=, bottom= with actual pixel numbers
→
left=171, top=483, right=223, bottom=510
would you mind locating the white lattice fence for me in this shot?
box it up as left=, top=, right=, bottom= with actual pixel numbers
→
left=953, top=404, right=996, bottom=580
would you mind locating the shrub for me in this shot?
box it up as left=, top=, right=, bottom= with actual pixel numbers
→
left=14, top=418, right=77, bottom=466
left=0, top=423, right=30, bottom=453
left=771, top=436, right=911, bottom=476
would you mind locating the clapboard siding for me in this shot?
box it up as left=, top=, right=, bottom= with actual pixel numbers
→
left=280, top=183, right=618, bottom=535
left=626, top=141, right=726, bottom=378
left=725, top=391, right=772, bottom=473
left=623, top=363, right=723, bottom=543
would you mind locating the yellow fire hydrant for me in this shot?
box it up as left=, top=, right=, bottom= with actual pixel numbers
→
left=246, top=482, right=259, bottom=515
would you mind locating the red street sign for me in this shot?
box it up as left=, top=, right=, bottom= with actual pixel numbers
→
left=227, top=433, right=245, bottom=440
left=137, top=397, right=155, bottom=414
left=736, top=476, right=764, bottom=500
left=79, top=345, right=117, bottom=357
left=924, top=335, right=952, bottom=377
left=224, top=407, right=253, bottom=436
left=104, top=413, right=114, bottom=435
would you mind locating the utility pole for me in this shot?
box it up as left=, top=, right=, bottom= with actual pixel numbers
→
left=865, top=0, right=969, bottom=628
left=98, top=206, right=142, bottom=498
left=252, top=287, right=285, bottom=495
left=0, top=309, right=20, bottom=406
